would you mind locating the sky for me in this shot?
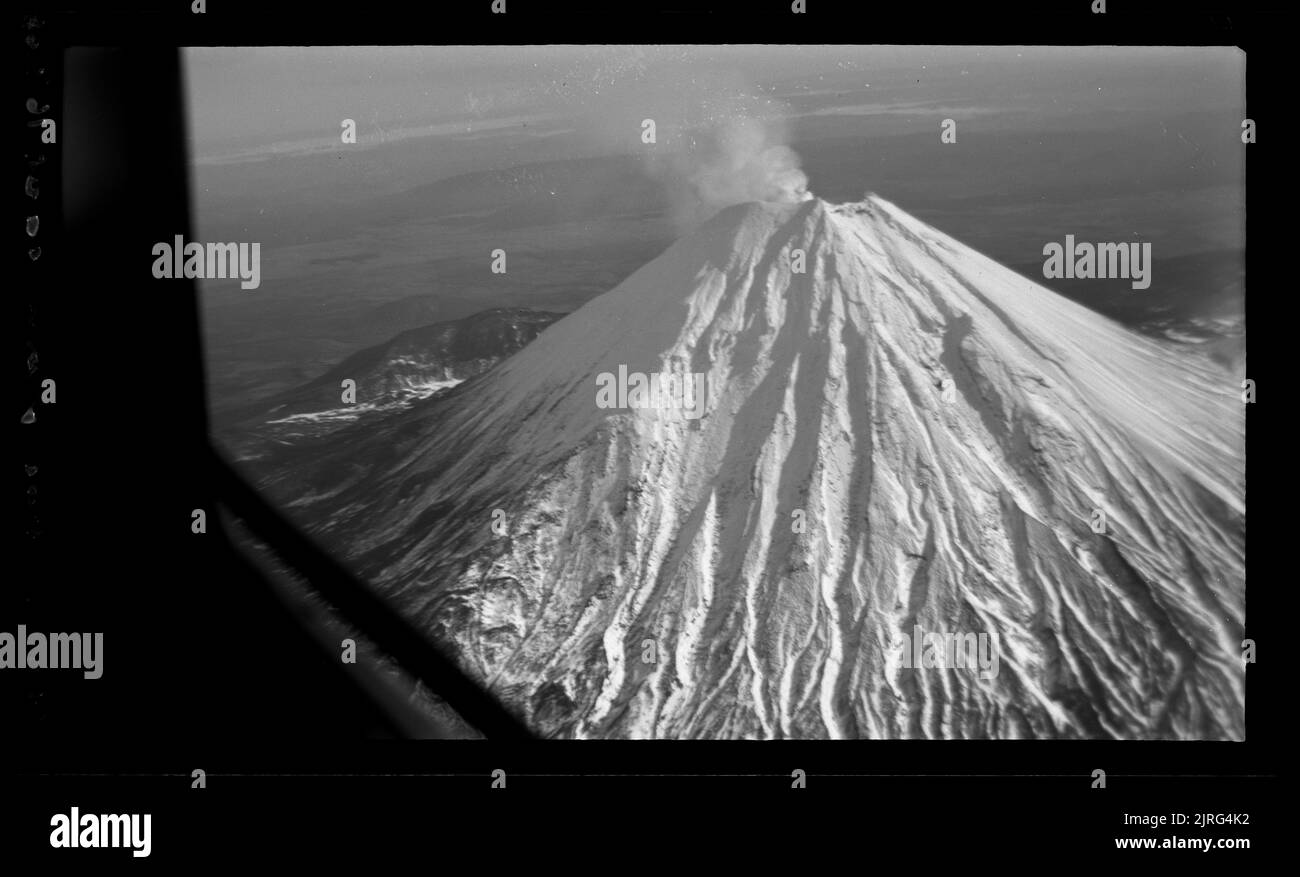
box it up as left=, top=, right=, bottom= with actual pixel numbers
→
left=184, top=45, right=1246, bottom=168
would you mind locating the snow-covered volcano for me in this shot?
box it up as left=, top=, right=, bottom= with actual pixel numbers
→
left=277, top=195, right=1246, bottom=740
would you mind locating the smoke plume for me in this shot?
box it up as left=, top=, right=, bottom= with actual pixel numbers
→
left=659, top=114, right=813, bottom=223
left=573, top=68, right=814, bottom=231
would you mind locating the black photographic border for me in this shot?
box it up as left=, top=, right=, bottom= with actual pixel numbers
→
left=12, top=0, right=1279, bottom=861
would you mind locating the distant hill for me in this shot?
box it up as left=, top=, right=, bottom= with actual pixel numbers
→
left=219, top=307, right=564, bottom=459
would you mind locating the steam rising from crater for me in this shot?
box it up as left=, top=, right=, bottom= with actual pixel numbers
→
left=678, top=116, right=813, bottom=209
left=574, top=69, right=814, bottom=231
left=649, top=110, right=813, bottom=230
